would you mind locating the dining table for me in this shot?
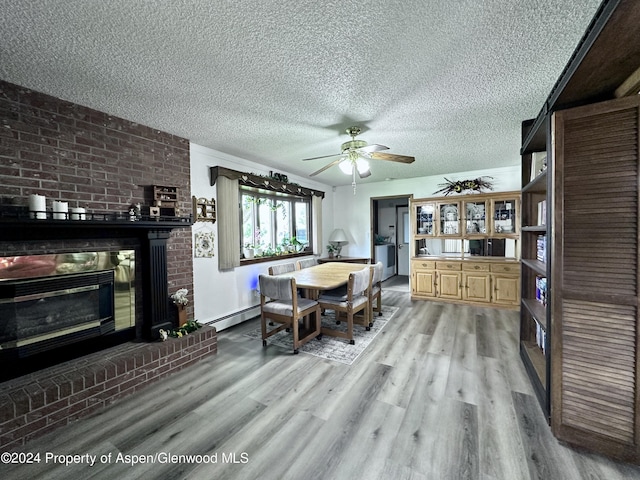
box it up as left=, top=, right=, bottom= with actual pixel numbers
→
left=279, top=261, right=370, bottom=292
left=277, top=261, right=372, bottom=342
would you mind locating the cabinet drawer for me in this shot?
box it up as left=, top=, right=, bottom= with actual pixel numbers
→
left=412, top=260, right=435, bottom=269
left=436, top=261, right=461, bottom=271
left=491, top=263, right=520, bottom=274
left=462, top=262, right=490, bottom=272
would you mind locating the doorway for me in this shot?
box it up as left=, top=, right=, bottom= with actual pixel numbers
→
left=371, top=194, right=412, bottom=286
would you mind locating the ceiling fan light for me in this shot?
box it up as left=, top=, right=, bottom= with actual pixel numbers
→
left=338, top=159, right=353, bottom=175
left=356, top=158, right=369, bottom=174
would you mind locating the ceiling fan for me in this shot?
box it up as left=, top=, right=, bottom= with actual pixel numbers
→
left=302, top=126, right=415, bottom=193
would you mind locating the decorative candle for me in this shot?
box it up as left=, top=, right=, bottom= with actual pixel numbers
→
left=70, top=207, right=86, bottom=220
left=28, top=194, right=46, bottom=219
left=52, top=201, right=68, bottom=220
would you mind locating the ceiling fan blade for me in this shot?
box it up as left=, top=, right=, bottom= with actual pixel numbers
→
left=357, top=144, right=389, bottom=154
left=370, top=152, right=415, bottom=163
left=309, top=158, right=343, bottom=176
left=302, top=152, right=342, bottom=161
left=358, top=168, right=372, bottom=178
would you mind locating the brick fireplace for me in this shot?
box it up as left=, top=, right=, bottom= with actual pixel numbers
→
left=0, top=81, right=217, bottom=451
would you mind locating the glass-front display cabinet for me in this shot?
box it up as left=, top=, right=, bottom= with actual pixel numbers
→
left=410, top=191, right=520, bottom=261
left=492, top=198, right=518, bottom=235
left=415, top=203, right=435, bottom=236
left=464, top=199, right=487, bottom=235
left=410, top=191, right=521, bottom=309
left=438, top=202, right=460, bottom=235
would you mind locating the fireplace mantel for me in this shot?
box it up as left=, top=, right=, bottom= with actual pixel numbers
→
left=0, top=214, right=193, bottom=341
left=0, top=214, right=192, bottom=241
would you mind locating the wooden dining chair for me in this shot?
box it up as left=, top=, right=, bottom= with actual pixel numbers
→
left=317, top=267, right=371, bottom=344
left=267, top=262, right=300, bottom=325
left=296, top=258, right=318, bottom=270
left=369, top=261, right=384, bottom=320
left=259, top=274, right=321, bottom=354
left=268, top=263, right=296, bottom=275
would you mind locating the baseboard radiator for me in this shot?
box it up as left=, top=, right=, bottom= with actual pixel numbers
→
left=206, top=305, right=260, bottom=331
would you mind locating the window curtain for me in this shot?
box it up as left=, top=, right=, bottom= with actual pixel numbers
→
left=217, top=176, right=240, bottom=269
left=312, top=194, right=322, bottom=255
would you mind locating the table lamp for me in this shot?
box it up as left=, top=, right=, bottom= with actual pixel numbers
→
left=329, top=228, right=349, bottom=258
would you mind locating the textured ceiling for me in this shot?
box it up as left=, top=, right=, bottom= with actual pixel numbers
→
left=0, top=0, right=603, bottom=187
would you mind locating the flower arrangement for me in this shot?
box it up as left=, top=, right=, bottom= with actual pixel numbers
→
left=170, top=288, right=189, bottom=307
left=159, top=320, right=202, bottom=340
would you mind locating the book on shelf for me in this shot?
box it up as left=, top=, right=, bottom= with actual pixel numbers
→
left=535, top=322, right=547, bottom=355
left=536, top=235, right=546, bottom=263
left=537, top=200, right=546, bottom=226
left=536, top=275, right=547, bottom=306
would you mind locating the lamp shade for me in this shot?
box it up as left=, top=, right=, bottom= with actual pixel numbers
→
left=329, top=228, right=348, bottom=243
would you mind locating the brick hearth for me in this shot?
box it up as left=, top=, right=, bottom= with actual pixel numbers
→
left=0, top=326, right=217, bottom=452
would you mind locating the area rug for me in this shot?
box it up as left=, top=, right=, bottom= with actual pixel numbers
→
left=245, top=305, right=398, bottom=365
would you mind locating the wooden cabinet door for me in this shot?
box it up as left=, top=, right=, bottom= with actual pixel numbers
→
left=463, top=272, right=491, bottom=303
left=551, top=95, right=640, bottom=461
left=492, top=274, right=519, bottom=305
left=413, top=270, right=436, bottom=297
left=437, top=271, right=461, bottom=299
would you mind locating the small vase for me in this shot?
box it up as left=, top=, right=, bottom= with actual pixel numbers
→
left=244, top=248, right=254, bottom=259
left=178, top=305, right=187, bottom=327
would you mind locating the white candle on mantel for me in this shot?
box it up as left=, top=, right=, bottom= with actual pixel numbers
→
left=53, top=201, right=68, bottom=220
left=70, top=207, right=86, bottom=220
left=28, top=194, right=46, bottom=219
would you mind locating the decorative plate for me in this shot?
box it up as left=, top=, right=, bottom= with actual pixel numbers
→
left=194, top=231, right=215, bottom=258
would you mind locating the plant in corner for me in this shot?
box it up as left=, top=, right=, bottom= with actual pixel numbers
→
left=326, top=243, right=337, bottom=258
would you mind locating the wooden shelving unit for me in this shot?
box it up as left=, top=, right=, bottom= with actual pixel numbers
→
left=518, top=0, right=640, bottom=463
left=519, top=145, right=550, bottom=418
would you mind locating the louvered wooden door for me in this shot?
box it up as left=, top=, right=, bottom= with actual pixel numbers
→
left=552, top=95, right=640, bottom=462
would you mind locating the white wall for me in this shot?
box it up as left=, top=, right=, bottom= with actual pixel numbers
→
left=329, top=165, right=521, bottom=260
left=190, top=142, right=519, bottom=330
left=190, top=143, right=335, bottom=329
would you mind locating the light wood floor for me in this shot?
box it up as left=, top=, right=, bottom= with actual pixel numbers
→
left=5, top=290, right=640, bottom=480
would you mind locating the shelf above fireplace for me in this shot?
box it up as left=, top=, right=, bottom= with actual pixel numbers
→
left=0, top=211, right=193, bottom=241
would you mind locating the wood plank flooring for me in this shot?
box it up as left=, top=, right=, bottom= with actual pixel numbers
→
left=4, top=287, right=640, bottom=479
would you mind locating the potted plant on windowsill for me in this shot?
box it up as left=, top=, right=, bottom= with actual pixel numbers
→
left=243, top=244, right=255, bottom=259
left=291, top=236, right=306, bottom=252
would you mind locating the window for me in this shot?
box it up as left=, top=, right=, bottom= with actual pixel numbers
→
left=241, top=189, right=311, bottom=259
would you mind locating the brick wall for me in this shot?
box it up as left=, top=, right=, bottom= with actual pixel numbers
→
left=0, top=326, right=217, bottom=452
left=0, top=80, right=194, bottom=319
